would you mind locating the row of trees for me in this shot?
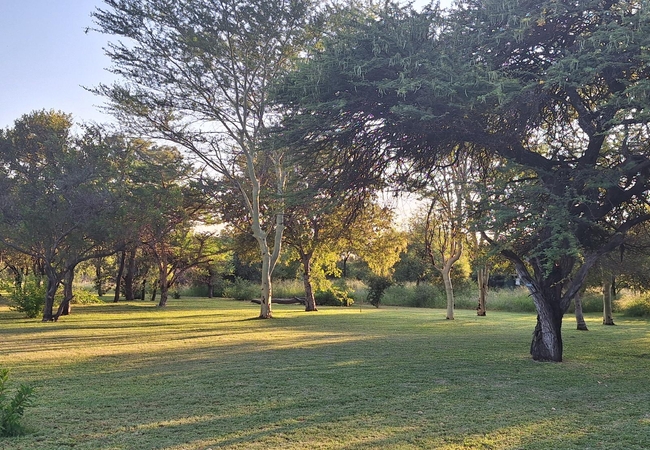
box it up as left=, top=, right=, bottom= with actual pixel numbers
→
left=0, top=110, right=409, bottom=319
left=0, top=111, right=221, bottom=319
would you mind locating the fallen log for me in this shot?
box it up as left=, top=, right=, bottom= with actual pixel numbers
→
left=250, top=297, right=306, bottom=305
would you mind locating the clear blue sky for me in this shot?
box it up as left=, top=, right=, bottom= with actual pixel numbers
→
left=0, top=0, right=114, bottom=128
left=0, top=0, right=449, bottom=130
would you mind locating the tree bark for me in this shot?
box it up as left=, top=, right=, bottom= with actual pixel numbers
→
left=123, top=248, right=137, bottom=301
left=54, top=269, right=74, bottom=320
left=476, top=265, right=489, bottom=316
left=259, top=253, right=273, bottom=318
left=113, top=251, right=126, bottom=303
left=158, top=280, right=169, bottom=307
left=574, top=290, right=588, bottom=331
left=301, top=253, right=317, bottom=312
left=603, top=275, right=615, bottom=325
left=41, top=271, right=60, bottom=322
left=529, top=294, right=564, bottom=362
left=442, top=269, right=455, bottom=320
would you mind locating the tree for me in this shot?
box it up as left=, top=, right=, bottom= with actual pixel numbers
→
left=418, top=154, right=477, bottom=320
left=126, top=144, right=215, bottom=307
left=0, top=111, right=128, bottom=321
left=93, top=0, right=318, bottom=318
left=279, top=1, right=650, bottom=361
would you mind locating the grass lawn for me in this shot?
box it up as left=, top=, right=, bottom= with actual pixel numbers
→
left=1, top=298, right=649, bottom=449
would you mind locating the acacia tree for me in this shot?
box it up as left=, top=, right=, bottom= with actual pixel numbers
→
left=279, top=0, right=650, bottom=361
left=93, top=0, right=318, bottom=318
left=0, top=111, right=128, bottom=321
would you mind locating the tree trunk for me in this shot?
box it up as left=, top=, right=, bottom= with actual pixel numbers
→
left=123, top=249, right=137, bottom=301
left=259, top=254, right=273, bottom=318
left=158, top=280, right=169, bottom=307
left=529, top=292, right=564, bottom=362
left=476, top=265, right=489, bottom=316
left=151, top=280, right=157, bottom=302
left=140, top=279, right=146, bottom=301
left=113, top=251, right=126, bottom=303
left=41, top=273, right=59, bottom=322
left=207, top=267, right=216, bottom=298
left=95, top=259, right=104, bottom=296
left=603, top=275, right=615, bottom=325
left=574, top=290, right=588, bottom=331
left=54, top=269, right=74, bottom=320
left=301, top=253, right=317, bottom=312
left=442, top=268, right=455, bottom=320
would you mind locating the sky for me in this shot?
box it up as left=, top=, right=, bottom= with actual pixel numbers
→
left=0, top=0, right=115, bottom=128
left=0, top=0, right=450, bottom=130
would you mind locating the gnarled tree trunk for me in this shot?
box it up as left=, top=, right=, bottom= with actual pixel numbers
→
left=54, top=269, right=74, bottom=320
left=41, top=270, right=60, bottom=322
left=529, top=291, right=564, bottom=362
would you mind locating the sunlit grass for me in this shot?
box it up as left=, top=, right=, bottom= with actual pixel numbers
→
left=1, top=298, right=649, bottom=449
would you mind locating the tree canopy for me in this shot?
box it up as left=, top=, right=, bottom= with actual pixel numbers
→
left=278, top=0, right=650, bottom=361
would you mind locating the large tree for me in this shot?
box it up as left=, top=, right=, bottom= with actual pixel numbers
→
left=279, top=0, right=650, bottom=361
left=93, top=0, right=318, bottom=318
left=0, top=111, right=128, bottom=321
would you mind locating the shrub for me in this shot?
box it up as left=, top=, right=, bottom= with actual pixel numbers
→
left=8, top=279, right=45, bottom=319
left=366, top=275, right=393, bottom=307
left=71, top=289, right=104, bottom=305
left=0, top=369, right=35, bottom=437
left=620, top=295, right=650, bottom=318
left=315, top=285, right=354, bottom=307
left=223, top=278, right=260, bottom=301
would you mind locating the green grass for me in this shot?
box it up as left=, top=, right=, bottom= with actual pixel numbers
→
left=1, top=298, right=649, bottom=449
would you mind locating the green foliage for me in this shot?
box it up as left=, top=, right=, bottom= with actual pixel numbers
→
left=620, top=295, right=650, bottom=318
left=315, top=285, right=353, bottom=307
left=7, top=278, right=45, bottom=319
left=0, top=369, right=35, bottom=437
left=365, top=275, right=393, bottom=308
left=223, top=278, right=260, bottom=301
left=71, top=289, right=104, bottom=305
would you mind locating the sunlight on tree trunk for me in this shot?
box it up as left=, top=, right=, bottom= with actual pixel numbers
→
left=574, top=290, right=588, bottom=331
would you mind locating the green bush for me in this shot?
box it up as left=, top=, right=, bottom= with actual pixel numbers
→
left=8, top=280, right=45, bottom=319
left=366, top=275, right=393, bottom=307
left=0, top=369, right=35, bottom=437
left=620, top=295, right=650, bottom=318
left=315, top=285, right=354, bottom=307
left=71, top=289, right=104, bottom=305
left=223, top=278, right=260, bottom=301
